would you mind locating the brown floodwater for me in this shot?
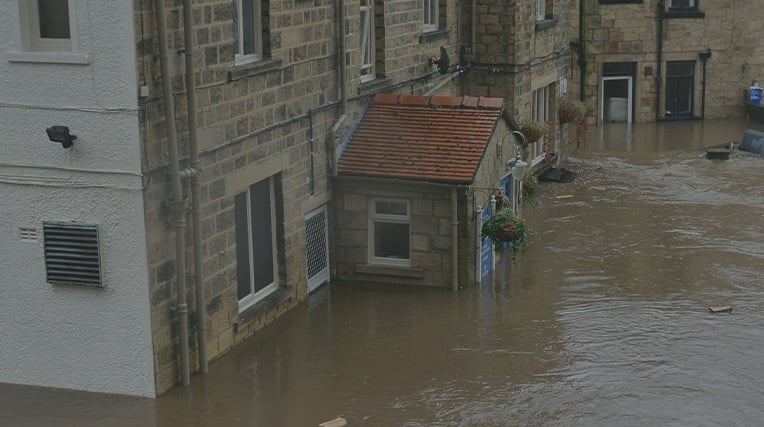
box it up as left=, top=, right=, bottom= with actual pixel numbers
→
left=3, top=119, right=764, bottom=426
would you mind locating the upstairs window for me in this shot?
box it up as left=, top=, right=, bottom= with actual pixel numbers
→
left=670, top=0, right=696, bottom=8
left=424, top=0, right=438, bottom=32
left=233, top=0, right=263, bottom=65
left=360, top=0, right=375, bottom=82
left=19, top=0, right=74, bottom=52
left=537, top=0, right=553, bottom=20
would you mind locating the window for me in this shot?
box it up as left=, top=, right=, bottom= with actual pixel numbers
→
left=360, top=0, right=375, bottom=82
left=537, top=0, right=553, bottom=20
left=424, top=0, right=438, bottom=32
left=665, top=61, right=695, bottom=118
left=532, top=85, right=551, bottom=160
left=369, top=199, right=410, bottom=266
left=670, top=0, right=696, bottom=8
left=233, top=0, right=263, bottom=65
left=235, top=176, right=281, bottom=311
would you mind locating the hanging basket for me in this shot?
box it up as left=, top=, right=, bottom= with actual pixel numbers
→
left=558, top=99, right=586, bottom=124
left=480, top=207, right=528, bottom=256
left=521, top=120, right=547, bottom=144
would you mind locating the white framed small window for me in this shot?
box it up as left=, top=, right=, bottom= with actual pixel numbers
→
left=10, top=0, right=88, bottom=64
left=369, top=199, right=410, bottom=266
left=670, top=0, right=696, bottom=8
left=424, top=0, right=438, bottom=32
left=537, top=0, right=546, bottom=20
left=360, top=0, right=375, bottom=82
left=531, top=84, right=551, bottom=161
left=233, top=0, right=263, bottom=65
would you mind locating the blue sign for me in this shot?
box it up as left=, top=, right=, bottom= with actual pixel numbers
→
left=480, top=206, right=493, bottom=278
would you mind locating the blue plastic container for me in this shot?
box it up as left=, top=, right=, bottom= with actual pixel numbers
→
left=750, top=84, right=762, bottom=105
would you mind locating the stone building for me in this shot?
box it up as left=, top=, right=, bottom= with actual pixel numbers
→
left=573, top=0, right=764, bottom=123
left=0, top=0, right=573, bottom=397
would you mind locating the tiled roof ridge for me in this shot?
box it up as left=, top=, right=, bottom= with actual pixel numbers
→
left=372, top=93, right=504, bottom=110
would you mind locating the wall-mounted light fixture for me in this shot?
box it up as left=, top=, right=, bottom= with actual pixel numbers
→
left=46, top=126, right=77, bottom=149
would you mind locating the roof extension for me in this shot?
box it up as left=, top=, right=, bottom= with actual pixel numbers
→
left=337, top=93, right=504, bottom=184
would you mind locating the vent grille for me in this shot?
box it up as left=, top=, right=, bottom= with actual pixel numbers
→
left=20, top=228, right=38, bottom=242
left=43, top=222, right=103, bottom=287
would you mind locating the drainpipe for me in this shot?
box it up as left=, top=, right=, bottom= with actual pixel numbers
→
left=471, top=0, right=477, bottom=55
left=699, top=49, right=711, bottom=120
left=328, top=0, right=348, bottom=175
left=155, top=0, right=191, bottom=386
left=451, top=188, right=458, bottom=291
left=182, top=0, right=208, bottom=375
left=656, top=1, right=665, bottom=122
left=578, top=0, right=586, bottom=103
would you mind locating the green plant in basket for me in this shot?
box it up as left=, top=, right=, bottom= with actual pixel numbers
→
left=480, top=207, right=528, bottom=257
left=522, top=172, right=538, bottom=205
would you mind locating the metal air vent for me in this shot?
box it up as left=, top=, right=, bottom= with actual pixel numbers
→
left=43, top=222, right=103, bottom=287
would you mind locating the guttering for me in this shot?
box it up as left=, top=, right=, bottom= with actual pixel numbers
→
left=656, top=1, right=665, bottom=122
left=328, top=0, right=348, bottom=176
left=699, top=49, right=711, bottom=120
left=154, top=0, right=191, bottom=386
left=182, top=0, right=208, bottom=375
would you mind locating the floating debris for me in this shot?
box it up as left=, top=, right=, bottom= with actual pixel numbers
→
left=708, top=305, right=733, bottom=314
left=318, top=417, right=348, bottom=427
left=555, top=195, right=574, bottom=199
left=540, top=167, right=577, bottom=183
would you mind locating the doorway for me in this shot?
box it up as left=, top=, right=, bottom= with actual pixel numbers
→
left=601, top=77, right=633, bottom=123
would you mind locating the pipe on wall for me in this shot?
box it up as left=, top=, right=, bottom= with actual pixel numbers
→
left=451, top=188, right=458, bottom=291
left=656, top=1, right=665, bottom=121
left=182, top=0, right=208, bottom=375
left=578, top=0, right=586, bottom=103
left=154, top=0, right=191, bottom=386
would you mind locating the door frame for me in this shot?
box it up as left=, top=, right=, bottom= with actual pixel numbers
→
left=600, top=76, right=633, bottom=123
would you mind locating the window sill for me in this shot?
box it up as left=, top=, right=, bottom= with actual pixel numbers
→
left=358, top=77, right=392, bottom=96
left=233, top=284, right=295, bottom=332
left=356, top=264, right=423, bottom=278
left=7, top=51, right=90, bottom=65
left=664, top=9, right=705, bottom=19
left=420, top=29, right=450, bottom=44
left=228, top=58, right=282, bottom=81
left=535, top=17, right=558, bottom=31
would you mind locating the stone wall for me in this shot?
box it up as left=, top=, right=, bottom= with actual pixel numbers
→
left=135, top=0, right=464, bottom=394
left=580, top=0, right=764, bottom=122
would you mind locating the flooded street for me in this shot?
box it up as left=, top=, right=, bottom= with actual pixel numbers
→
left=4, top=119, right=764, bottom=426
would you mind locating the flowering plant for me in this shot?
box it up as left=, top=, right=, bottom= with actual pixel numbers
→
left=480, top=207, right=527, bottom=256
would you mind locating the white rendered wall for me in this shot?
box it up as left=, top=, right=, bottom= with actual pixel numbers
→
left=0, top=1, right=155, bottom=397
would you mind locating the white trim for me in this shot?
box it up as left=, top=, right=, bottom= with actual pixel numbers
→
left=360, top=0, right=375, bottom=82
left=7, top=51, right=89, bottom=64
left=423, top=0, right=438, bottom=32
left=537, top=0, right=546, bottom=20
left=600, top=76, right=633, bottom=123
left=368, top=199, right=411, bottom=266
left=18, top=0, right=79, bottom=53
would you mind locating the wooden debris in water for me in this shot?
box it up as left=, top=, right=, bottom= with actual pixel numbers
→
left=318, top=417, right=348, bottom=427
left=708, top=305, right=733, bottom=313
left=555, top=195, right=574, bottom=199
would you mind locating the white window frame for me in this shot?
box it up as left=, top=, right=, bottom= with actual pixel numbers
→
left=670, top=0, right=696, bottom=8
left=532, top=84, right=551, bottom=163
left=234, top=0, right=263, bottom=66
left=9, top=0, right=88, bottom=64
left=424, top=0, right=438, bottom=32
left=236, top=177, right=279, bottom=312
left=537, top=0, right=546, bottom=20
left=360, top=0, right=375, bottom=82
left=368, top=199, right=411, bottom=266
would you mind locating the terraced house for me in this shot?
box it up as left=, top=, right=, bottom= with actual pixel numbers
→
left=573, top=0, right=764, bottom=123
left=0, top=0, right=574, bottom=397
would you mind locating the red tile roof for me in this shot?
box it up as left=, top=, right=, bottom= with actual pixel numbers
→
left=337, top=94, right=504, bottom=184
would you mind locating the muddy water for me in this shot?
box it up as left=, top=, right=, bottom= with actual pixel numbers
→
left=3, top=119, right=764, bottom=426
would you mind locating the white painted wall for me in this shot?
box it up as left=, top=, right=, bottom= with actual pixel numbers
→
left=0, top=1, right=155, bottom=397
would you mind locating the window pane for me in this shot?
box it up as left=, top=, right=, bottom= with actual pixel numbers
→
left=234, top=192, right=252, bottom=300
left=250, top=179, right=274, bottom=293
left=241, top=0, right=255, bottom=55
left=375, top=201, right=407, bottom=216
left=374, top=222, right=410, bottom=259
left=667, top=61, right=694, bottom=77
left=38, top=0, right=70, bottom=39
